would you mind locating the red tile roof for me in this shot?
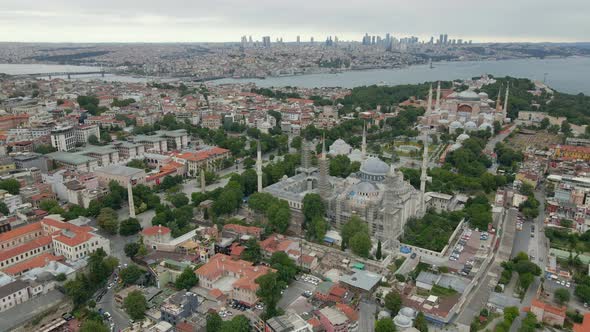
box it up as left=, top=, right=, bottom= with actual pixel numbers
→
left=531, top=298, right=566, bottom=317
left=573, top=313, right=590, bottom=332
left=195, top=254, right=273, bottom=292
left=142, top=225, right=171, bottom=236
left=336, top=303, right=358, bottom=321
left=0, top=236, right=53, bottom=262
left=0, top=222, right=42, bottom=243
left=2, top=253, right=64, bottom=275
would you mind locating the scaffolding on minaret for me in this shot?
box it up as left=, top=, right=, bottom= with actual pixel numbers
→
left=127, top=182, right=136, bottom=218
left=256, top=139, right=263, bottom=192
left=419, top=85, right=433, bottom=216
left=435, top=81, right=441, bottom=110
left=318, top=135, right=330, bottom=201
left=495, top=84, right=503, bottom=113
left=503, top=82, right=510, bottom=117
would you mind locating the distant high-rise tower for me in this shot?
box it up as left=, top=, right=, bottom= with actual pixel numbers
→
left=262, top=36, right=271, bottom=47
left=310, top=37, right=314, bottom=43
left=443, top=34, right=448, bottom=44
left=296, top=35, right=300, bottom=43
left=439, top=34, right=444, bottom=44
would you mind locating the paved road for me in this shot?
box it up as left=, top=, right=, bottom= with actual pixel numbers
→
left=358, top=300, right=376, bottom=332
left=96, top=285, right=129, bottom=331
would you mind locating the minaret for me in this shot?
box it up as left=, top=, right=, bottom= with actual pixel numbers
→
left=503, top=82, right=510, bottom=117
left=435, top=81, right=441, bottom=110
left=426, top=83, right=433, bottom=115
left=419, top=86, right=433, bottom=216
left=256, top=140, right=263, bottom=192
left=200, top=168, right=206, bottom=192
left=127, top=182, right=136, bottom=218
left=318, top=135, right=330, bottom=200
left=361, top=121, right=367, bottom=160
left=495, top=84, right=503, bottom=113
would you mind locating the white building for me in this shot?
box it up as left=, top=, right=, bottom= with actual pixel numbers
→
left=74, top=124, right=100, bottom=144
left=50, top=125, right=76, bottom=152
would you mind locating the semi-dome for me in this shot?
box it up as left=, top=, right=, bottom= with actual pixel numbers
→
left=457, top=133, right=470, bottom=142
left=400, top=307, right=416, bottom=318
left=449, top=121, right=463, bottom=129
left=478, top=92, right=489, bottom=99
left=351, top=181, right=379, bottom=194
left=394, top=315, right=413, bottom=328
left=361, top=157, right=389, bottom=176
left=479, top=123, right=493, bottom=130
left=464, top=121, right=477, bottom=131
left=457, top=90, right=481, bottom=101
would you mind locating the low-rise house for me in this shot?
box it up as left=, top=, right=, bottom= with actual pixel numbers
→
left=530, top=298, right=566, bottom=327
left=160, top=291, right=199, bottom=326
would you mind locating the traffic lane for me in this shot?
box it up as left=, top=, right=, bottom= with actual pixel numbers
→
left=96, top=287, right=129, bottom=331
left=278, top=280, right=316, bottom=309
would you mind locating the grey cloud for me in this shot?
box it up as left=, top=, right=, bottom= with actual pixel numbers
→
left=0, top=0, right=588, bottom=42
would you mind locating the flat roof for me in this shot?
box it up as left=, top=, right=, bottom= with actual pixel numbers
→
left=95, top=165, right=145, bottom=177
left=339, top=269, right=381, bottom=292
left=46, top=151, right=96, bottom=165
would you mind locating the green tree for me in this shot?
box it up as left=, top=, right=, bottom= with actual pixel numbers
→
left=270, top=252, right=299, bottom=284
left=349, top=232, right=372, bottom=258
left=168, top=192, right=189, bottom=208
left=0, top=201, right=9, bottom=215
left=79, top=320, right=109, bottom=332
left=384, top=290, right=403, bottom=315
left=341, top=216, right=369, bottom=250
left=206, top=312, right=223, bottom=332
left=34, top=144, right=57, bottom=154
left=0, top=178, right=20, bottom=195
left=124, top=242, right=140, bottom=259
left=120, top=265, right=143, bottom=285
left=376, top=240, right=383, bottom=260
left=55, top=273, right=67, bottom=282
left=97, top=207, right=118, bottom=234
left=414, top=312, right=428, bottom=332
left=221, top=315, right=252, bottom=332
left=88, top=134, right=99, bottom=145
left=175, top=266, right=199, bottom=290
left=255, top=272, right=284, bottom=319
left=241, top=238, right=262, bottom=263
left=540, top=117, right=550, bottom=129
left=119, top=218, right=141, bottom=236
left=308, top=216, right=328, bottom=242
left=375, top=318, right=396, bottom=332
left=64, top=273, right=92, bottom=306
left=267, top=200, right=291, bottom=234
left=302, top=193, right=325, bottom=227
left=123, top=290, right=148, bottom=320
left=503, top=306, right=520, bottom=323
left=518, top=312, right=539, bottom=332
left=554, top=288, right=570, bottom=305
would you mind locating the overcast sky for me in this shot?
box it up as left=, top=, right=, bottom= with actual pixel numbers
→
left=1, top=0, right=588, bottom=43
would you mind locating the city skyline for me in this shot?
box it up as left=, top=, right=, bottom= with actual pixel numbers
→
left=0, top=0, right=588, bottom=43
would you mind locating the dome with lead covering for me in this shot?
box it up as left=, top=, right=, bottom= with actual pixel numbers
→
left=360, top=157, right=390, bottom=181
left=457, top=90, right=481, bottom=101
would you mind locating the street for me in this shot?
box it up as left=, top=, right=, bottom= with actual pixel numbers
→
left=95, top=283, right=130, bottom=331
left=358, top=300, right=376, bottom=332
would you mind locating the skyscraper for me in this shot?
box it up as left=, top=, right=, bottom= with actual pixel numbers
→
left=296, top=35, right=300, bottom=43
left=443, top=34, right=448, bottom=44
left=262, top=36, right=271, bottom=47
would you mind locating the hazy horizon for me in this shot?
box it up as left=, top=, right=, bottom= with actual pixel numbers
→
left=1, top=0, right=588, bottom=44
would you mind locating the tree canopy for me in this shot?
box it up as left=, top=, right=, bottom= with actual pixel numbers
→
left=123, top=290, right=148, bottom=320
left=175, top=266, right=199, bottom=290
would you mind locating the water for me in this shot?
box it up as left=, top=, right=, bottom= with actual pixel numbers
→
left=214, top=57, right=590, bottom=95
left=0, top=63, right=176, bottom=83
left=2, top=57, right=590, bottom=94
